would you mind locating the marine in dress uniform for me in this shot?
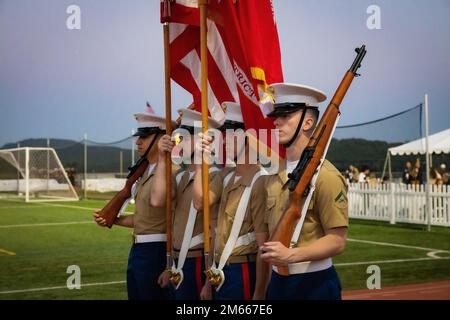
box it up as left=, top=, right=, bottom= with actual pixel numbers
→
left=195, top=102, right=271, bottom=300
left=260, top=83, right=349, bottom=300
left=94, top=109, right=172, bottom=300
left=151, top=108, right=223, bottom=300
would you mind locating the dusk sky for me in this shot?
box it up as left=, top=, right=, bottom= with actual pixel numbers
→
left=1, top=0, right=449, bottom=146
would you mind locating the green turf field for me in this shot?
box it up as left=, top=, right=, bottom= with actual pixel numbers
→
left=0, top=198, right=449, bottom=300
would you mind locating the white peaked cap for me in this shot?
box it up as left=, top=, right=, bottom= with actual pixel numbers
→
left=222, top=101, right=244, bottom=124
left=177, top=108, right=224, bottom=129
left=134, top=113, right=169, bottom=130
left=268, top=83, right=327, bottom=107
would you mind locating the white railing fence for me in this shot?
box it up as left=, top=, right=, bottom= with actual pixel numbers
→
left=348, top=183, right=450, bottom=226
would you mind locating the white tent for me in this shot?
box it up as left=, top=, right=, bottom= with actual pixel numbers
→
left=381, top=95, right=447, bottom=231
left=389, top=128, right=450, bottom=156
left=382, top=128, right=450, bottom=181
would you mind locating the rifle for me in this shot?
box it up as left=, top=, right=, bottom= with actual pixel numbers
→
left=97, top=136, right=157, bottom=228
left=269, top=45, right=367, bottom=275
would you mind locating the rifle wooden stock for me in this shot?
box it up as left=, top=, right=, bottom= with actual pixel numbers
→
left=98, top=160, right=149, bottom=228
left=270, top=46, right=366, bottom=275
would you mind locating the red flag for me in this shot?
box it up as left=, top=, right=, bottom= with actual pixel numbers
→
left=161, top=0, right=284, bottom=156
left=146, top=101, right=155, bottom=114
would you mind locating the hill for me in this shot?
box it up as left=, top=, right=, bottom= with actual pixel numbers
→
left=1, top=138, right=132, bottom=174
left=2, top=137, right=439, bottom=175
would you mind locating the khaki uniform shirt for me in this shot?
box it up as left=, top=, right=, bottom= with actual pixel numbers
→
left=264, top=159, right=348, bottom=247
left=172, top=167, right=221, bottom=251
left=210, top=165, right=268, bottom=261
left=133, top=163, right=167, bottom=235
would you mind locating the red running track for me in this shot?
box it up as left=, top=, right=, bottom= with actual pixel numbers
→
left=343, top=280, right=450, bottom=300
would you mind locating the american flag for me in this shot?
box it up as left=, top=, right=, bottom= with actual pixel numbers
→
left=161, top=0, right=284, bottom=155
left=146, top=101, right=155, bottom=114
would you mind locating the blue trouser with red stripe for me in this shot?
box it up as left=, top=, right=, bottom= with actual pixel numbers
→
left=213, top=261, right=256, bottom=300
left=126, top=242, right=170, bottom=300
left=171, top=256, right=205, bottom=300
left=267, top=266, right=342, bottom=300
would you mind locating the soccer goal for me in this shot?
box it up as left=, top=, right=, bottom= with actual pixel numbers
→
left=0, top=147, right=79, bottom=202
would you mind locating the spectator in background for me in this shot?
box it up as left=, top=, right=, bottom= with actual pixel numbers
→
left=444, top=173, right=450, bottom=186
left=410, top=158, right=422, bottom=185
left=358, top=166, right=370, bottom=183
left=351, top=165, right=360, bottom=183
left=402, top=161, right=412, bottom=184
left=344, top=165, right=354, bottom=184
left=437, top=163, right=449, bottom=186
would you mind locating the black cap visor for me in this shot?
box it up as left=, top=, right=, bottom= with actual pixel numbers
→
left=219, top=120, right=246, bottom=131
left=133, top=127, right=164, bottom=138
left=266, top=103, right=317, bottom=118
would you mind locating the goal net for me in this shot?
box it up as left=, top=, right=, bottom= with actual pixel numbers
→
left=0, top=147, right=79, bottom=202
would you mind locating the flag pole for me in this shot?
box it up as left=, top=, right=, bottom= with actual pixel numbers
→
left=162, top=0, right=173, bottom=272
left=199, top=0, right=211, bottom=269
left=425, top=94, right=431, bottom=231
